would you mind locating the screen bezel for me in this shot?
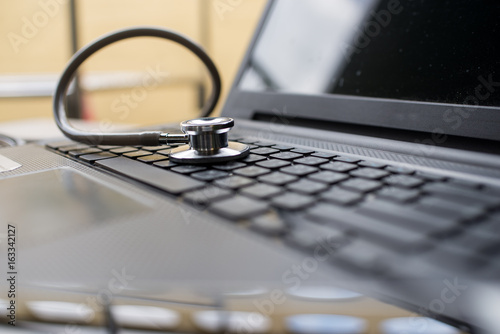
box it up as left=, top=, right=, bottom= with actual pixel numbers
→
left=221, top=0, right=500, bottom=142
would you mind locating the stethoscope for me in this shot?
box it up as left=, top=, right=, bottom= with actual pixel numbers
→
left=53, top=26, right=249, bottom=164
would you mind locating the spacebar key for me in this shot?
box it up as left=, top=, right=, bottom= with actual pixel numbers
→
left=307, top=204, right=431, bottom=252
left=96, top=157, right=205, bottom=195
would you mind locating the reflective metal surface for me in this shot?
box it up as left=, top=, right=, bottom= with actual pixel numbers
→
left=169, top=141, right=250, bottom=164
left=181, top=117, right=234, bottom=134
left=169, top=117, right=249, bottom=163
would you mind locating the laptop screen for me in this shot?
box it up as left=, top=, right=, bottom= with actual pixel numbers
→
left=238, top=0, right=500, bottom=108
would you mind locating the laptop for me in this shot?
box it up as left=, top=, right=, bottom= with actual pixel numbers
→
left=1, top=0, right=499, bottom=332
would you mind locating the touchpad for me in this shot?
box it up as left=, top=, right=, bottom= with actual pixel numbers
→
left=0, top=168, right=151, bottom=248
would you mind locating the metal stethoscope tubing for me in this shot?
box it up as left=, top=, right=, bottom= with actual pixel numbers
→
left=53, top=26, right=221, bottom=147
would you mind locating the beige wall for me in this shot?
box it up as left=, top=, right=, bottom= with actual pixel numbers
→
left=0, top=0, right=266, bottom=125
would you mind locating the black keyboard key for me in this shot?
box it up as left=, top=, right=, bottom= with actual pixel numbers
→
left=384, top=175, right=424, bottom=188
left=234, top=166, right=271, bottom=177
left=240, top=183, right=283, bottom=199
left=123, top=150, right=152, bottom=158
left=290, top=148, right=314, bottom=155
left=272, top=145, right=294, bottom=151
left=334, top=156, right=360, bottom=163
left=209, top=195, right=268, bottom=220
left=385, top=165, right=415, bottom=174
left=294, top=157, right=329, bottom=166
left=250, top=213, right=288, bottom=236
left=446, top=232, right=500, bottom=255
left=308, top=171, right=349, bottom=184
left=484, top=186, right=500, bottom=197
left=191, top=170, right=229, bottom=181
left=469, top=214, right=500, bottom=238
left=311, top=152, right=336, bottom=159
left=46, top=140, right=77, bottom=149
left=271, top=193, right=316, bottom=210
left=376, top=187, right=420, bottom=203
left=357, top=199, right=457, bottom=235
left=270, top=152, right=303, bottom=161
left=68, top=147, right=102, bottom=157
left=96, top=157, right=204, bottom=195
left=416, top=197, right=485, bottom=221
left=256, top=159, right=291, bottom=169
left=141, top=145, right=170, bottom=152
left=253, top=141, right=275, bottom=147
left=415, top=171, right=447, bottom=181
left=287, top=179, right=328, bottom=195
left=239, top=138, right=256, bottom=144
left=243, top=154, right=267, bottom=163
left=171, top=165, right=207, bottom=174
left=258, top=172, right=298, bottom=186
left=183, top=186, right=232, bottom=206
left=334, top=239, right=397, bottom=273
left=137, top=154, right=169, bottom=163
left=212, top=161, right=247, bottom=171
left=156, top=148, right=173, bottom=155
left=214, top=176, right=255, bottom=190
left=251, top=147, right=279, bottom=155
left=422, top=183, right=500, bottom=208
left=97, top=145, right=121, bottom=150
left=286, top=220, right=347, bottom=250
left=153, top=160, right=177, bottom=169
left=358, top=160, right=386, bottom=169
left=482, top=262, right=500, bottom=278
left=59, top=144, right=91, bottom=153
left=308, top=204, right=431, bottom=252
left=79, top=152, right=117, bottom=163
left=350, top=167, right=389, bottom=180
left=320, top=187, right=363, bottom=206
left=320, top=161, right=357, bottom=172
left=340, top=178, right=382, bottom=193
left=447, top=178, right=482, bottom=189
left=424, top=243, right=487, bottom=272
left=110, top=146, right=139, bottom=154
left=280, top=165, right=318, bottom=176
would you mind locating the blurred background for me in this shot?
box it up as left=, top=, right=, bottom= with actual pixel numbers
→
left=0, top=0, right=266, bottom=127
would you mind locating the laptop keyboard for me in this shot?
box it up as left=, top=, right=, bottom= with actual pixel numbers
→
left=47, top=138, right=500, bottom=277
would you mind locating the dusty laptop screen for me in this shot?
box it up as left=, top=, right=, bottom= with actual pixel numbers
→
left=239, top=0, right=500, bottom=107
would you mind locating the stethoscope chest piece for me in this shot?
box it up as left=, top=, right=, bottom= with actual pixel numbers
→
left=169, top=117, right=249, bottom=164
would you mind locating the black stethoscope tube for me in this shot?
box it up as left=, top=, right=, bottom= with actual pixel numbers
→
left=53, top=26, right=221, bottom=146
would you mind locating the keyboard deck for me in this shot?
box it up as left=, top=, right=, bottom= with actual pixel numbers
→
left=46, top=137, right=500, bottom=278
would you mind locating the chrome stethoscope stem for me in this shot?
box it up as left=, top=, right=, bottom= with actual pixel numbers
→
left=159, top=133, right=189, bottom=145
